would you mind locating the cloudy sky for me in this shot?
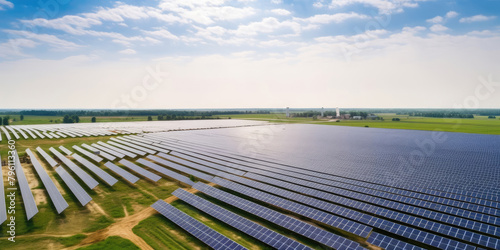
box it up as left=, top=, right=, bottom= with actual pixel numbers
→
left=0, top=0, right=499, bottom=109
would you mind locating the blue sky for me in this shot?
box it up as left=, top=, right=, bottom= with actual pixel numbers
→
left=0, top=0, right=499, bottom=109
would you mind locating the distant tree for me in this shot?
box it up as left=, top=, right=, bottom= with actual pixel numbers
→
left=147, top=116, right=153, bottom=121
left=13, top=118, right=16, bottom=122
left=488, top=115, right=496, bottom=119
left=2, top=116, right=9, bottom=125
left=63, top=115, right=72, bottom=123
left=72, top=115, right=80, bottom=123
left=91, top=117, right=97, bottom=123
left=392, top=118, right=400, bottom=121
left=20, top=115, right=24, bottom=121
left=49, top=120, right=53, bottom=123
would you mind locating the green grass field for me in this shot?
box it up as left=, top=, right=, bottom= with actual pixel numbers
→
left=2, top=115, right=149, bottom=125
left=219, top=113, right=500, bottom=135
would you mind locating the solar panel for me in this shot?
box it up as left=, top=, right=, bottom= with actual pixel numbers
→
left=5, top=126, right=20, bottom=140
left=91, top=143, right=125, bottom=158
left=72, top=145, right=103, bottom=163
left=81, top=144, right=116, bottom=161
left=97, top=141, right=137, bottom=158
left=118, top=159, right=161, bottom=182
left=118, top=137, right=170, bottom=153
left=109, top=138, right=156, bottom=154
left=49, top=147, right=99, bottom=190
left=49, top=132, right=60, bottom=139
left=151, top=199, right=248, bottom=250
left=103, top=162, right=140, bottom=184
left=173, top=188, right=312, bottom=250
left=147, top=155, right=214, bottom=182
left=72, top=154, right=118, bottom=186
left=42, top=132, right=53, bottom=139
left=26, top=149, right=69, bottom=214
left=56, top=132, right=67, bottom=138
left=13, top=127, right=28, bottom=139
left=212, top=177, right=372, bottom=238
left=20, top=127, right=37, bottom=139
left=0, top=153, right=6, bottom=225
left=107, top=141, right=147, bottom=156
left=136, top=158, right=194, bottom=186
left=158, top=152, right=246, bottom=176
left=35, top=147, right=59, bottom=167
left=55, top=166, right=92, bottom=206
left=193, top=182, right=361, bottom=250
left=367, top=232, right=423, bottom=250
left=14, top=150, right=39, bottom=220
left=58, top=145, right=73, bottom=155
left=1, top=127, right=11, bottom=140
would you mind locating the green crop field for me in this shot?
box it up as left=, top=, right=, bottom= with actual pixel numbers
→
left=2, top=115, right=149, bottom=125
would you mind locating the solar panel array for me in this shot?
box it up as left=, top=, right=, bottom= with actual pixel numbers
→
left=151, top=199, right=248, bottom=250
left=0, top=154, right=6, bottom=225
left=109, top=138, right=156, bottom=154
left=91, top=143, right=125, bottom=158
left=14, top=150, right=39, bottom=220
left=118, top=159, right=161, bottom=182
left=142, top=130, right=500, bottom=250
left=107, top=140, right=147, bottom=156
left=55, top=166, right=92, bottom=206
left=72, top=145, right=103, bottom=163
left=26, top=149, right=69, bottom=214
left=49, top=147, right=99, bottom=189
left=72, top=154, right=118, bottom=186
left=193, top=182, right=362, bottom=249
left=36, top=147, right=58, bottom=167
left=81, top=144, right=116, bottom=161
left=58, top=145, right=73, bottom=155
left=211, top=177, right=372, bottom=238
left=172, top=188, right=312, bottom=250
left=97, top=141, right=137, bottom=158
left=147, top=155, right=214, bottom=182
left=136, top=159, right=194, bottom=186
left=103, top=162, right=140, bottom=184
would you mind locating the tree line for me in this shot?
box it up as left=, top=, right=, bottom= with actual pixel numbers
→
left=17, top=110, right=271, bottom=117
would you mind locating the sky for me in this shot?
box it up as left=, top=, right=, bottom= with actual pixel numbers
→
left=0, top=0, right=499, bottom=109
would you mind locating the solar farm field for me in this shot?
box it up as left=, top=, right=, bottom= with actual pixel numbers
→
left=0, top=120, right=499, bottom=250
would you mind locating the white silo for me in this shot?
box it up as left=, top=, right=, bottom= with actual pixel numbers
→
left=336, top=107, right=340, bottom=117
left=286, top=107, right=290, bottom=118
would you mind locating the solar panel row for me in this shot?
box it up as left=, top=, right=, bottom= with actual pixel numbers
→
left=58, top=145, right=73, bottom=155
left=172, top=188, right=312, bottom=250
left=54, top=166, right=92, bottom=206
left=14, top=150, right=39, bottom=220
left=103, top=162, right=140, bottom=184
left=151, top=199, right=248, bottom=250
left=81, top=144, right=116, bottom=161
left=367, top=232, right=423, bottom=250
left=136, top=159, right=194, bottom=186
left=157, top=153, right=243, bottom=178
left=97, top=141, right=137, bottom=158
left=36, top=147, right=58, bottom=167
left=72, top=154, right=118, bottom=186
left=0, top=154, right=6, bottom=225
left=106, top=141, right=147, bottom=156
left=109, top=138, right=156, bottom=154
left=211, top=177, right=372, bottom=238
left=118, top=159, right=161, bottom=182
left=26, top=149, right=69, bottom=214
left=91, top=143, right=125, bottom=158
left=147, top=155, right=214, bottom=182
left=193, top=182, right=362, bottom=250
left=72, top=145, right=103, bottom=163
left=49, top=147, right=99, bottom=190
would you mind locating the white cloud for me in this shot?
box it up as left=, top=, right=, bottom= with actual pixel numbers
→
left=271, top=0, right=282, bottom=4
left=143, top=28, right=179, bottom=40
left=119, top=48, right=136, bottom=54
left=231, top=50, right=255, bottom=57
left=459, top=15, right=496, bottom=23
left=299, top=12, right=369, bottom=24
left=0, top=0, right=13, bottom=10
left=3, top=30, right=81, bottom=50
left=271, top=9, right=291, bottom=16
left=328, top=0, right=425, bottom=14
left=430, top=24, right=448, bottom=32
left=445, top=11, right=459, bottom=19
left=235, top=17, right=301, bottom=36
left=0, top=39, right=37, bottom=58
left=426, top=16, right=443, bottom=24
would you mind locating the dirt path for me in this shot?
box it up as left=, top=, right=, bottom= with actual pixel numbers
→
left=69, top=186, right=208, bottom=250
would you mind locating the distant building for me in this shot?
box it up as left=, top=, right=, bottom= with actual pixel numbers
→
left=336, top=107, right=340, bottom=117
left=286, top=107, right=290, bottom=118
left=353, top=116, right=362, bottom=120
left=341, top=114, right=350, bottom=119
left=321, top=107, right=324, bottom=117
left=367, top=114, right=378, bottom=119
